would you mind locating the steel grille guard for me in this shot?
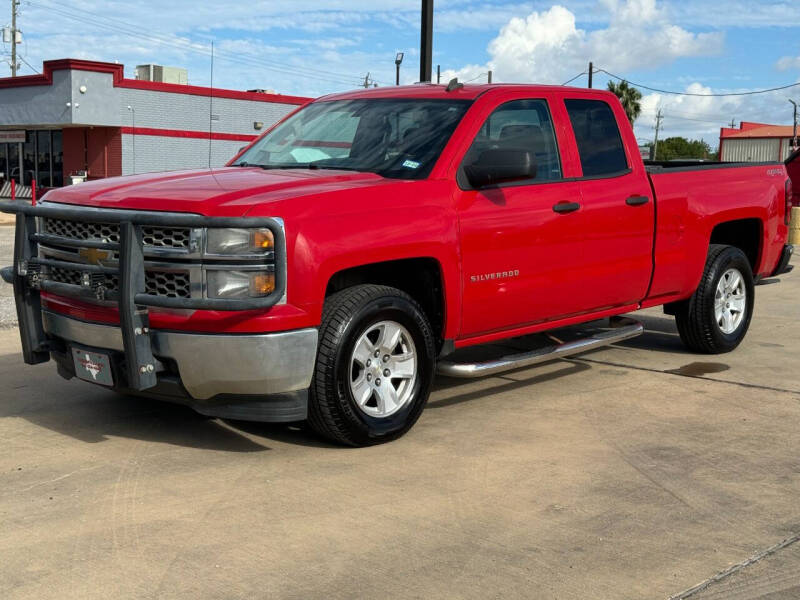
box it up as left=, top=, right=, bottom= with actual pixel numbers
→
left=0, top=202, right=286, bottom=391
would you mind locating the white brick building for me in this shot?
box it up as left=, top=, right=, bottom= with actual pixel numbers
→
left=0, top=59, right=309, bottom=189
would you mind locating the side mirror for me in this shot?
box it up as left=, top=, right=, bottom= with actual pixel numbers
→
left=464, top=149, right=536, bottom=188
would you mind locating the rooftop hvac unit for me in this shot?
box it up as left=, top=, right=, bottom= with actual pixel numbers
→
left=135, top=64, right=188, bottom=85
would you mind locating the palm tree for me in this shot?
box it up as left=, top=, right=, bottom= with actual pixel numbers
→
left=607, top=80, right=643, bottom=125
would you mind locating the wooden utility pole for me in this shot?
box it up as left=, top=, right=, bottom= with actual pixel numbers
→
left=10, top=0, right=20, bottom=77
left=588, top=61, right=593, bottom=88
left=652, top=108, right=664, bottom=160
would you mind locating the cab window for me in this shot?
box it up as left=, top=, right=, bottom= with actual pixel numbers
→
left=564, top=99, right=628, bottom=177
left=463, top=99, right=562, bottom=182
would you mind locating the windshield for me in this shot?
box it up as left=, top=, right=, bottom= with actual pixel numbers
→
left=233, top=98, right=472, bottom=179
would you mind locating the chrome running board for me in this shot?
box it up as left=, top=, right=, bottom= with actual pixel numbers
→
left=437, top=316, right=643, bottom=378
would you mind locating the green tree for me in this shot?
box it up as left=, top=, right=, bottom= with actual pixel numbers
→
left=607, top=80, right=643, bottom=125
left=655, top=137, right=713, bottom=161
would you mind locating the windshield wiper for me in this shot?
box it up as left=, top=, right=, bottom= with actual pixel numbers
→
left=257, top=164, right=320, bottom=170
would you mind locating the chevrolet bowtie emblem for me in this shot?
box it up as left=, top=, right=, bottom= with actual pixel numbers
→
left=78, top=247, right=112, bottom=265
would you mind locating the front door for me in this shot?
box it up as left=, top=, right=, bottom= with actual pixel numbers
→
left=456, top=97, right=586, bottom=337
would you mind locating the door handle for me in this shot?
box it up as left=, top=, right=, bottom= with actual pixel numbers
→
left=626, top=195, right=650, bottom=206
left=553, top=202, right=581, bottom=214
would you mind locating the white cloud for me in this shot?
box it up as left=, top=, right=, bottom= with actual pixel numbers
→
left=777, top=56, right=800, bottom=71
left=632, top=80, right=800, bottom=149
left=442, top=1, right=723, bottom=85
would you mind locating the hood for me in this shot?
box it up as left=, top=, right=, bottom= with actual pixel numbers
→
left=43, top=167, right=388, bottom=216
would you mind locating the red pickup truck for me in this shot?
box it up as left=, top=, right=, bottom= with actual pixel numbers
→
left=1, top=83, right=794, bottom=446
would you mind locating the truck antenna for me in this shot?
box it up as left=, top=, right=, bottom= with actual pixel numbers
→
left=445, top=77, right=463, bottom=93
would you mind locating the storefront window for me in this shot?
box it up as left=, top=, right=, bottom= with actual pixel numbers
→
left=37, top=131, right=52, bottom=187
left=0, top=130, right=63, bottom=188
left=7, top=143, right=20, bottom=184
left=23, top=131, right=36, bottom=186
left=0, top=144, right=7, bottom=183
left=52, top=130, right=63, bottom=187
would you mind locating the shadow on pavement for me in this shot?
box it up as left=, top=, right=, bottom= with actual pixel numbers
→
left=430, top=359, right=592, bottom=409
left=0, top=352, right=270, bottom=452
left=228, top=420, right=338, bottom=449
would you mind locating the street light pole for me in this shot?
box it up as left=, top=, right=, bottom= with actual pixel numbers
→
left=419, top=0, right=433, bottom=83
left=395, top=52, right=404, bottom=86
left=790, top=99, right=798, bottom=151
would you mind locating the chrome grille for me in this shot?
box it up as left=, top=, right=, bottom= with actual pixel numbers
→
left=43, top=218, right=191, bottom=251
left=46, top=266, right=191, bottom=299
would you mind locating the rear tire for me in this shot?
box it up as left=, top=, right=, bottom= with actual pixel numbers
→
left=308, top=285, right=436, bottom=446
left=674, top=244, right=754, bottom=354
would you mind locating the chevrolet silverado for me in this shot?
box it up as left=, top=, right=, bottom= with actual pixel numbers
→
left=1, top=83, right=794, bottom=446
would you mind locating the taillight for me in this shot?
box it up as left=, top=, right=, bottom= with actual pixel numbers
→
left=786, top=178, right=793, bottom=226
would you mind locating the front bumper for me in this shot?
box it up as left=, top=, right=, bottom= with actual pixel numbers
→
left=1, top=201, right=288, bottom=394
left=44, top=310, right=317, bottom=421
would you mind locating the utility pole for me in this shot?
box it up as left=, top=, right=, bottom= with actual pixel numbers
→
left=790, top=100, right=798, bottom=150
left=729, top=118, right=736, bottom=128
left=652, top=108, right=664, bottom=160
left=487, top=70, right=492, bottom=84
left=419, top=0, right=433, bottom=83
left=588, top=61, right=593, bottom=88
left=363, top=72, right=371, bottom=88
left=10, top=0, right=20, bottom=77
left=436, top=64, right=440, bottom=84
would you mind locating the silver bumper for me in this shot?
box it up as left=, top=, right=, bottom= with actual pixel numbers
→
left=42, top=311, right=318, bottom=400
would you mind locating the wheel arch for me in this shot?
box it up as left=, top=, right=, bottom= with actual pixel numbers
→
left=708, top=217, right=763, bottom=274
left=324, top=257, right=447, bottom=350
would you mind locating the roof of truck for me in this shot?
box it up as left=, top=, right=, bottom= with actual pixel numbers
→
left=319, top=83, right=612, bottom=102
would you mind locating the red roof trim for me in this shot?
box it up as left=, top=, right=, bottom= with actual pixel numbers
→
left=719, top=121, right=795, bottom=140
left=121, top=126, right=257, bottom=142
left=0, top=58, right=311, bottom=105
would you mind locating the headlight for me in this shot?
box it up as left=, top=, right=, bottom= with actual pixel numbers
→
left=206, top=228, right=274, bottom=256
left=206, top=270, right=275, bottom=299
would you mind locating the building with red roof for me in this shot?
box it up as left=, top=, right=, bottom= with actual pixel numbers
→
left=719, top=121, right=798, bottom=163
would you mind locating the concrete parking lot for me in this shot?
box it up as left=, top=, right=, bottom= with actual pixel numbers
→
left=0, top=222, right=798, bottom=599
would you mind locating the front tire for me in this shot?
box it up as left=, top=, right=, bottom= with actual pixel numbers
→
left=308, top=285, right=436, bottom=446
left=675, top=244, right=755, bottom=354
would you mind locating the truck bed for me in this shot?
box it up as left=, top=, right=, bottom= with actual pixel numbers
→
left=644, top=161, right=788, bottom=305
left=644, top=160, right=780, bottom=172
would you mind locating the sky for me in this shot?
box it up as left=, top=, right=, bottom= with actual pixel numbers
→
left=3, top=0, right=800, bottom=149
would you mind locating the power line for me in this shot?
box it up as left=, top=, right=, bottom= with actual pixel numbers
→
left=24, top=0, right=366, bottom=88
left=28, top=0, right=363, bottom=84
left=640, top=111, right=728, bottom=125
left=561, top=71, right=587, bottom=86
left=17, top=53, right=38, bottom=73
left=598, top=68, right=800, bottom=97
left=463, top=72, right=488, bottom=83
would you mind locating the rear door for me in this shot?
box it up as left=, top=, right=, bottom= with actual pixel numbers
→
left=561, top=97, right=655, bottom=311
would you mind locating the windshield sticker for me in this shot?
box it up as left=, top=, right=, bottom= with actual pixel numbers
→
left=402, top=160, right=421, bottom=169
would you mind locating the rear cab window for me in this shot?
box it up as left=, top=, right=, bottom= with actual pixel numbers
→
left=564, top=99, right=629, bottom=178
